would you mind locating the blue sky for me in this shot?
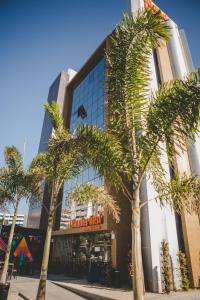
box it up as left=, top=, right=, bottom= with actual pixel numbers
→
left=0, top=0, right=199, bottom=214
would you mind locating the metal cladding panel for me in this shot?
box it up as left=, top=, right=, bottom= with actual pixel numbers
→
left=179, top=29, right=195, bottom=73
left=166, top=19, right=188, bottom=79
left=27, top=71, right=74, bottom=228
left=38, top=73, right=62, bottom=153
left=130, top=0, right=144, bottom=16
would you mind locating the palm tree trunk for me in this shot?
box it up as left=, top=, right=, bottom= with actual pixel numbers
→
left=132, top=189, right=144, bottom=300
left=0, top=200, right=19, bottom=284
left=36, top=191, right=56, bottom=300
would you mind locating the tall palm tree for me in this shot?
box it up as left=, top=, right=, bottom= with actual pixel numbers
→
left=0, top=146, right=41, bottom=284
left=71, top=10, right=200, bottom=300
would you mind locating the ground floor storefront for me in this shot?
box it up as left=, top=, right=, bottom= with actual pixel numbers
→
left=50, top=202, right=132, bottom=286
left=50, top=230, right=119, bottom=285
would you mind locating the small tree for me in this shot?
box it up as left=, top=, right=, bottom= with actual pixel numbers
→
left=29, top=102, right=90, bottom=300
left=0, top=146, right=41, bottom=284
left=161, top=240, right=173, bottom=294
left=177, top=251, right=189, bottom=291
left=29, top=102, right=121, bottom=300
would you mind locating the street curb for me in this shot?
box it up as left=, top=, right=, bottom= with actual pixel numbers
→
left=18, top=292, right=31, bottom=300
left=51, top=281, right=116, bottom=300
left=51, top=281, right=200, bottom=300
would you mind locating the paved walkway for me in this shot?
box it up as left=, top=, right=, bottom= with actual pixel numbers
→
left=8, top=276, right=87, bottom=300
left=7, top=275, right=200, bottom=300
left=52, top=277, right=200, bottom=300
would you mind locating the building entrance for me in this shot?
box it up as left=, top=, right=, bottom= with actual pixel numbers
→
left=52, top=231, right=111, bottom=282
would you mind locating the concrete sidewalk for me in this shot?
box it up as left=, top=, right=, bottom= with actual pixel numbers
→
left=8, top=276, right=87, bottom=300
left=52, top=278, right=200, bottom=300
left=7, top=275, right=200, bottom=300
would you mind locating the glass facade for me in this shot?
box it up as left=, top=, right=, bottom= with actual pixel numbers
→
left=70, top=58, right=105, bottom=132
left=61, top=58, right=105, bottom=222
left=52, top=232, right=111, bottom=278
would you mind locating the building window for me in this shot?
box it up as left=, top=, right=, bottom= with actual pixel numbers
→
left=77, top=105, right=87, bottom=119
left=61, top=57, right=105, bottom=222
left=153, top=50, right=162, bottom=85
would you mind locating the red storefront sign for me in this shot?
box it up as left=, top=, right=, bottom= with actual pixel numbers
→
left=70, top=214, right=104, bottom=229
left=144, top=0, right=169, bottom=21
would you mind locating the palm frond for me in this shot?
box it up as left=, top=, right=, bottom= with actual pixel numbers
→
left=48, top=127, right=74, bottom=153
left=4, top=146, right=23, bottom=171
left=24, top=172, right=43, bottom=204
left=159, top=176, right=200, bottom=214
left=0, top=145, right=42, bottom=209
left=29, top=152, right=49, bottom=179
left=106, top=9, right=170, bottom=142
left=0, top=169, right=13, bottom=206
left=77, top=125, right=131, bottom=187
left=146, top=72, right=200, bottom=157
left=68, top=183, right=120, bottom=223
left=29, top=143, right=83, bottom=192
left=44, top=101, right=64, bottom=130
left=143, top=143, right=168, bottom=195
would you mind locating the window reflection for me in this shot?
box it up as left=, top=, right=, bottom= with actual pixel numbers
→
left=62, top=58, right=105, bottom=222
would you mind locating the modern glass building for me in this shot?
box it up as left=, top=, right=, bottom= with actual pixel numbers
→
left=28, top=0, right=200, bottom=292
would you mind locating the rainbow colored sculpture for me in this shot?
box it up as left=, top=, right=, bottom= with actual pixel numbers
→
left=14, top=237, right=33, bottom=262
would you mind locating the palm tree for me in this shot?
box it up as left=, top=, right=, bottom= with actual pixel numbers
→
left=31, top=102, right=120, bottom=300
left=27, top=101, right=89, bottom=300
left=70, top=10, right=200, bottom=300
left=0, top=146, right=41, bottom=284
